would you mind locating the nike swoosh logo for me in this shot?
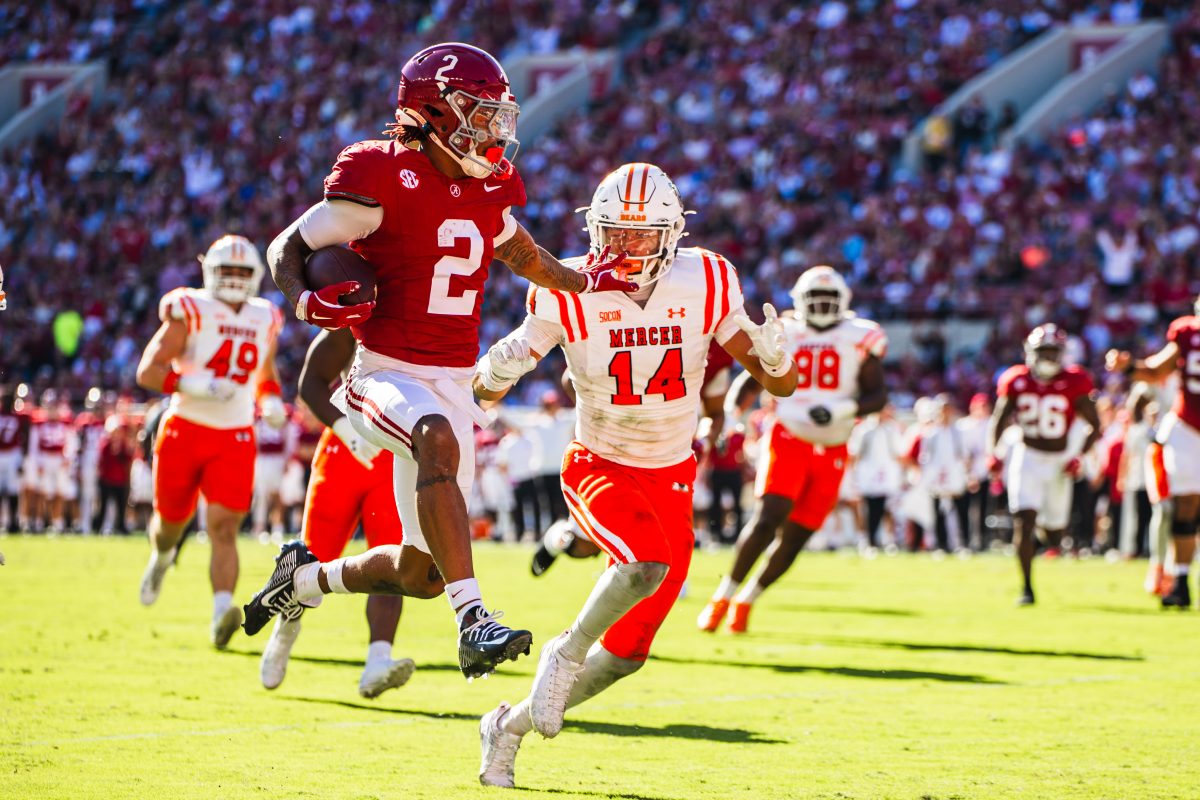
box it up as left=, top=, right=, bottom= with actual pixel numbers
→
left=260, top=582, right=292, bottom=609
left=450, top=588, right=466, bottom=598
left=483, top=184, right=502, bottom=192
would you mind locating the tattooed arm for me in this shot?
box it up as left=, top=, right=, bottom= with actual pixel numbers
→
left=266, top=219, right=314, bottom=313
left=493, top=223, right=587, bottom=292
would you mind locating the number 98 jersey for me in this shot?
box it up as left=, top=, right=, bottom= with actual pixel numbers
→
left=159, top=287, right=283, bottom=429
left=523, top=247, right=745, bottom=469
left=774, top=316, right=887, bottom=446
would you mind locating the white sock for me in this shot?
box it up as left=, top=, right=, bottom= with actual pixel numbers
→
left=446, top=578, right=483, bottom=626
left=213, top=591, right=233, bottom=619
left=1175, top=564, right=1190, bottom=577
left=734, top=582, right=763, bottom=605
left=366, top=640, right=392, bottom=666
left=501, top=698, right=534, bottom=737
left=713, top=575, right=740, bottom=601
left=293, top=561, right=323, bottom=603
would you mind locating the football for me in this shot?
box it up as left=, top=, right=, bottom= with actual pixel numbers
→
left=303, top=246, right=377, bottom=306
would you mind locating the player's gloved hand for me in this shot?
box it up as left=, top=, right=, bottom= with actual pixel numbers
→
left=580, top=246, right=637, bottom=293
left=477, top=337, right=538, bottom=393
left=1063, top=457, right=1082, bottom=478
left=808, top=399, right=857, bottom=427
left=735, top=303, right=790, bottom=378
left=177, top=373, right=237, bottom=402
left=259, top=394, right=287, bottom=429
left=297, top=282, right=375, bottom=330
left=332, top=417, right=381, bottom=469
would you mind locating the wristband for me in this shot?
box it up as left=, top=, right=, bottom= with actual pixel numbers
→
left=162, top=370, right=181, bottom=394
left=760, top=355, right=791, bottom=379
left=295, top=290, right=313, bottom=322
left=257, top=379, right=282, bottom=399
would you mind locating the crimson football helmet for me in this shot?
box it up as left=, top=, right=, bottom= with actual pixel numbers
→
left=393, top=42, right=519, bottom=180
left=1024, top=324, right=1068, bottom=380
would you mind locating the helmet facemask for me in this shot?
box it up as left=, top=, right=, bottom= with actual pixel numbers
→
left=399, top=89, right=519, bottom=179
left=200, top=235, right=264, bottom=305
left=799, top=288, right=844, bottom=329
left=589, top=222, right=682, bottom=289
left=1026, top=345, right=1064, bottom=380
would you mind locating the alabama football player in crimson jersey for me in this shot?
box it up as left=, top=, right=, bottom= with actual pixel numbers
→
left=1108, top=295, right=1200, bottom=608
left=472, top=163, right=797, bottom=788
left=990, top=324, right=1101, bottom=606
left=136, top=234, right=287, bottom=649
left=244, top=42, right=637, bottom=680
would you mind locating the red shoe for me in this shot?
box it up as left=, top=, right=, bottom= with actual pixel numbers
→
left=1043, top=547, right=1061, bottom=560
left=1146, top=564, right=1166, bottom=596
left=696, top=598, right=730, bottom=633
left=728, top=602, right=752, bottom=634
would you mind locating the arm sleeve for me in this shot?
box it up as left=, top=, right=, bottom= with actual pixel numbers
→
left=297, top=200, right=384, bottom=250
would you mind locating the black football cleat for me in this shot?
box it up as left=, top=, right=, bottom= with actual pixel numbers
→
left=243, top=541, right=319, bottom=635
left=459, top=609, right=533, bottom=680
left=1161, top=579, right=1191, bottom=609
left=1016, top=589, right=1035, bottom=607
left=530, top=544, right=558, bottom=577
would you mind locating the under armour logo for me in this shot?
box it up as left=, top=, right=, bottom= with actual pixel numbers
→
left=573, top=452, right=594, bottom=463
left=667, top=308, right=686, bottom=318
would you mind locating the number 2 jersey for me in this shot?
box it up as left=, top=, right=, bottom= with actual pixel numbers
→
left=774, top=316, right=887, bottom=447
left=521, top=247, right=745, bottom=469
left=322, top=139, right=527, bottom=369
left=158, top=288, right=283, bottom=429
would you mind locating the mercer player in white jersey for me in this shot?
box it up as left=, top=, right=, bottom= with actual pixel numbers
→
left=135, top=234, right=287, bottom=648
left=472, top=163, right=797, bottom=788
left=699, top=266, right=888, bottom=634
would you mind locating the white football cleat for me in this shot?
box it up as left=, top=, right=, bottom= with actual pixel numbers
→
left=211, top=605, right=243, bottom=650
left=260, top=616, right=302, bottom=690
left=479, top=702, right=522, bottom=788
left=358, top=658, right=416, bottom=699
left=529, top=632, right=584, bottom=739
left=138, top=549, right=174, bottom=606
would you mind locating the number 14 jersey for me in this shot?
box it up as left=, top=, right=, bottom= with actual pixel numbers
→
left=523, top=247, right=745, bottom=469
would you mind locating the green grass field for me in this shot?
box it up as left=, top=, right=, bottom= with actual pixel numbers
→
left=3, top=535, right=1199, bottom=800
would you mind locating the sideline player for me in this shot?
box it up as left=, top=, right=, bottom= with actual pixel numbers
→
left=698, top=266, right=888, bottom=634
left=0, top=387, right=25, bottom=533
left=135, top=234, right=287, bottom=647
left=991, top=324, right=1101, bottom=605
left=473, top=163, right=797, bottom=787
left=259, top=328, right=415, bottom=698
left=1108, top=297, right=1200, bottom=607
left=241, top=42, right=634, bottom=679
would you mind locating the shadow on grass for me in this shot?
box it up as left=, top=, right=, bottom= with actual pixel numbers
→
left=819, top=636, right=1143, bottom=662
left=220, top=648, right=462, bottom=671
left=290, top=697, right=784, bottom=743
left=522, top=788, right=685, bottom=800
left=769, top=604, right=919, bottom=617
left=650, top=654, right=1005, bottom=684
left=1068, top=604, right=1172, bottom=617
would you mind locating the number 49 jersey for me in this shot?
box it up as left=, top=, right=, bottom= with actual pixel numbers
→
left=774, top=316, right=887, bottom=446
left=523, top=247, right=745, bottom=469
left=159, top=288, right=283, bottom=429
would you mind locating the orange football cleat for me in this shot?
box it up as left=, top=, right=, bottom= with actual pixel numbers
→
left=728, top=602, right=752, bottom=633
left=696, top=598, right=730, bottom=632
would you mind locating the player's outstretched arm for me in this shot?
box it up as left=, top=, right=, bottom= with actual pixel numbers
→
left=1074, top=393, right=1104, bottom=458
left=494, top=223, right=636, bottom=294
left=255, top=331, right=287, bottom=428
left=473, top=332, right=544, bottom=403
left=135, top=320, right=188, bottom=393
left=298, top=329, right=356, bottom=429
left=987, top=395, right=1015, bottom=456
left=1105, top=342, right=1178, bottom=383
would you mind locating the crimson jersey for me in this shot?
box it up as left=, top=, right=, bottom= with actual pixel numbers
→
left=0, top=412, right=22, bottom=452
left=997, top=364, right=1094, bottom=450
left=1167, top=315, right=1200, bottom=429
left=323, top=140, right=527, bottom=368
left=32, top=412, right=73, bottom=455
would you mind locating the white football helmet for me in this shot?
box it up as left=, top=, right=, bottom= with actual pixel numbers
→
left=579, top=163, right=690, bottom=289
left=790, top=265, right=850, bottom=329
left=201, top=234, right=265, bottom=304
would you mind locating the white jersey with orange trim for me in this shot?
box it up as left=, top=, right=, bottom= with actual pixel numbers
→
left=775, top=315, right=887, bottom=447
left=158, top=288, right=283, bottom=430
left=520, top=247, right=745, bottom=469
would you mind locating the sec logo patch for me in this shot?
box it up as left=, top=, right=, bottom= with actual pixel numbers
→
left=399, top=169, right=419, bottom=189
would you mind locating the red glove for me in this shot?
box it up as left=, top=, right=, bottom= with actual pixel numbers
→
left=986, top=455, right=1003, bottom=475
left=580, top=246, right=636, bottom=293
left=1063, top=457, right=1082, bottom=478
left=296, top=281, right=375, bottom=330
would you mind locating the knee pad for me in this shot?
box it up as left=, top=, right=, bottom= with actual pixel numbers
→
left=613, top=561, right=669, bottom=600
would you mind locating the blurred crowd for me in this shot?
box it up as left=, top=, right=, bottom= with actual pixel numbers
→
left=0, top=0, right=1198, bottom=419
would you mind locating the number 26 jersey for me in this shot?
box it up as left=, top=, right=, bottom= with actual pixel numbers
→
left=158, top=288, right=282, bottom=430
left=522, top=247, right=745, bottom=469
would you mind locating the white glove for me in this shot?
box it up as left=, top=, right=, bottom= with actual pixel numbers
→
left=735, top=303, right=790, bottom=377
left=259, top=394, right=287, bottom=429
left=332, top=416, right=381, bottom=469
left=477, top=336, right=537, bottom=392
left=177, top=373, right=237, bottom=401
